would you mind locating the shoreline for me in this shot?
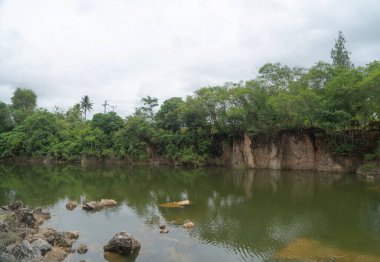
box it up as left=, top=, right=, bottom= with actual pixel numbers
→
left=0, top=201, right=79, bottom=262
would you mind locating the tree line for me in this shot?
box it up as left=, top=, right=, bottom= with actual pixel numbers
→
left=0, top=32, right=379, bottom=164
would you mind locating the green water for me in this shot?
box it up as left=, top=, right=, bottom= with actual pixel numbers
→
left=0, top=164, right=380, bottom=261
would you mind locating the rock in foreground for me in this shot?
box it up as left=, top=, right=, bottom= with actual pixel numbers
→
left=0, top=201, right=78, bottom=262
left=103, top=232, right=140, bottom=257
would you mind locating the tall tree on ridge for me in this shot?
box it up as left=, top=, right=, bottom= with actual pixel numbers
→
left=330, top=31, right=353, bottom=68
left=80, top=95, right=93, bottom=120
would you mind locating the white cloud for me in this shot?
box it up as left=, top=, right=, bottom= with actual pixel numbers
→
left=0, top=0, right=379, bottom=116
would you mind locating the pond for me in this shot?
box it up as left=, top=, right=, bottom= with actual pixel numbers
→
left=1, top=164, right=380, bottom=261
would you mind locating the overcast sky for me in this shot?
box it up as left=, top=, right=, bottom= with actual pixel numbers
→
left=0, top=0, right=379, bottom=117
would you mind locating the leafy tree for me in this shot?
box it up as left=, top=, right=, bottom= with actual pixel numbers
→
left=301, top=61, right=334, bottom=91
left=155, top=97, right=184, bottom=132
left=0, top=130, right=25, bottom=158
left=180, top=96, right=208, bottom=131
left=11, top=88, right=37, bottom=124
left=66, top=103, right=83, bottom=124
left=0, top=102, right=14, bottom=132
left=194, top=86, right=229, bottom=132
left=135, top=96, right=158, bottom=122
left=17, top=111, right=58, bottom=156
left=80, top=126, right=107, bottom=157
left=113, top=116, right=155, bottom=160
left=80, top=95, right=93, bottom=120
left=355, top=67, right=380, bottom=128
left=92, top=112, right=124, bottom=135
left=11, top=88, right=37, bottom=111
left=330, top=31, right=353, bottom=68
left=257, top=63, right=304, bottom=93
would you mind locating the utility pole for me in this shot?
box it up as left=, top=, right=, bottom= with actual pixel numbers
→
left=110, top=105, right=117, bottom=112
left=102, top=100, right=109, bottom=114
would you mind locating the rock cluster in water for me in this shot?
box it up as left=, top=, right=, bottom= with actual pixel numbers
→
left=1, top=198, right=199, bottom=261
left=0, top=201, right=79, bottom=262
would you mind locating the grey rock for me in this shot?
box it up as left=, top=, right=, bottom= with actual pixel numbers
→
left=8, top=201, right=23, bottom=210
left=16, top=209, right=36, bottom=228
left=77, top=243, right=88, bottom=254
left=83, top=199, right=117, bottom=211
left=65, top=201, right=78, bottom=211
left=6, top=243, right=17, bottom=254
left=10, top=240, right=41, bottom=261
left=41, top=228, right=78, bottom=250
left=33, top=208, right=51, bottom=220
left=21, top=240, right=40, bottom=257
left=0, top=222, right=9, bottom=232
left=103, top=231, right=141, bottom=256
left=0, top=253, right=17, bottom=262
left=31, top=238, right=52, bottom=255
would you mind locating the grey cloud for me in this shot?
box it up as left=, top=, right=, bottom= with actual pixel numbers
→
left=0, top=0, right=379, bottom=117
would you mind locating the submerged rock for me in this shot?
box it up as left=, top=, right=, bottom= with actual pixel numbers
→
left=66, top=231, right=80, bottom=240
left=82, top=201, right=102, bottom=211
left=182, top=221, right=194, bottom=229
left=159, top=200, right=192, bottom=208
left=273, top=237, right=380, bottom=261
left=66, top=201, right=78, bottom=211
left=103, top=231, right=141, bottom=257
left=159, top=224, right=169, bottom=233
left=77, top=243, right=88, bottom=254
left=100, top=199, right=118, bottom=206
left=83, top=199, right=117, bottom=211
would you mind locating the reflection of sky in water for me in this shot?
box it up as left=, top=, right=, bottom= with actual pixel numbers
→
left=1, top=165, right=380, bottom=261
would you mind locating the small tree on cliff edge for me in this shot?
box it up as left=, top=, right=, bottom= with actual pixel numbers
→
left=330, top=31, right=353, bottom=68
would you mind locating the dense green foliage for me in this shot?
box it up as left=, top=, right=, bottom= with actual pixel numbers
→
left=0, top=33, right=379, bottom=165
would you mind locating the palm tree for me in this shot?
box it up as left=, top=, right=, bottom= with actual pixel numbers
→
left=80, top=95, right=93, bottom=120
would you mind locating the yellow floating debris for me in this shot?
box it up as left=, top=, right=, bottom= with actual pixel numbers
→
left=158, top=200, right=192, bottom=208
